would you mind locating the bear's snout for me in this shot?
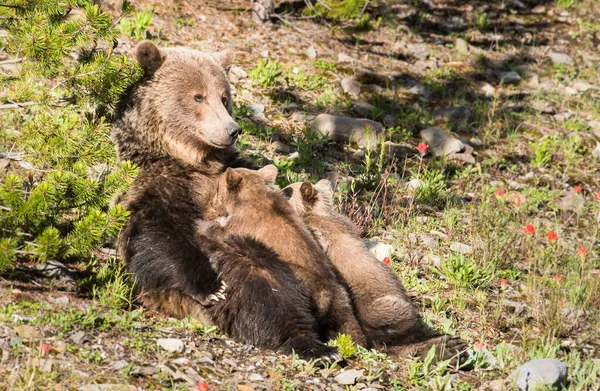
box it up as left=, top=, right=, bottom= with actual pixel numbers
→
left=226, top=123, right=242, bottom=140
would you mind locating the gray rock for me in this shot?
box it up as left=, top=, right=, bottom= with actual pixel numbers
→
left=509, top=359, right=568, bottom=391
left=572, top=80, right=592, bottom=92
left=432, top=106, right=471, bottom=129
left=337, top=52, right=355, bottom=64
left=557, top=190, right=585, bottom=214
left=407, top=84, right=431, bottom=99
left=303, top=46, right=317, bottom=59
left=532, top=101, right=556, bottom=114
left=52, top=296, right=69, bottom=306
left=455, top=38, right=469, bottom=55
left=35, top=260, right=76, bottom=282
left=351, top=100, right=378, bottom=117
left=248, top=103, right=266, bottom=119
left=112, top=360, right=130, bottom=370
left=157, top=338, right=184, bottom=353
left=312, top=114, right=384, bottom=149
left=450, top=242, right=473, bottom=254
left=69, top=331, right=87, bottom=345
left=230, top=65, right=248, bottom=79
left=14, top=324, right=40, bottom=339
left=469, top=137, right=483, bottom=147
left=272, top=140, right=292, bottom=154
left=334, top=369, right=364, bottom=385
left=549, top=51, right=573, bottom=66
left=249, top=373, right=263, bottom=381
left=502, top=300, right=527, bottom=316
left=480, top=83, right=496, bottom=97
left=364, top=241, right=393, bottom=262
left=531, top=5, right=546, bottom=14
left=341, top=77, right=361, bottom=99
left=498, top=71, right=521, bottom=85
left=408, top=43, right=430, bottom=60
left=420, top=127, right=466, bottom=157
left=383, top=142, right=414, bottom=159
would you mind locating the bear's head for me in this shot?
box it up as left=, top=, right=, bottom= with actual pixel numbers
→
left=206, top=165, right=279, bottom=220
left=282, top=179, right=334, bottom=216
left=134, top=40, right=241, bottom=163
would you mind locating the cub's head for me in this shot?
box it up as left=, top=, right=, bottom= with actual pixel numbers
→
left=282, top=179, right=334, bottom=215
left=207, top=165, right=279, bottom=220
left=135, top=40, right=241, bottom=155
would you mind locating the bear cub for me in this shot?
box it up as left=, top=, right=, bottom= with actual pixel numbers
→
left=283, top=180, right=468, bottom=362
left=204, top=166, right=368, bottom=347
left=193, top=218, right=342, bottom=362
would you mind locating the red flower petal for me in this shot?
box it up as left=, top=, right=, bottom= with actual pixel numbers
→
left=382, top=257, right=391, bottom=266
left=578, top=247, right=586, bottom=257
left=547, top=231, right=558, bottom=241
left=523, top=224, right=535, bottom=235
left=197, top=381, right=209, bottom=391
left=417, top=142, right=428, bottom=155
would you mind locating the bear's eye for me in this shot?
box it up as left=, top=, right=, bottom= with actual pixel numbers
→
left=221, top=96, right=228, bottom=107
left=194, top=94, right=205, bottom=103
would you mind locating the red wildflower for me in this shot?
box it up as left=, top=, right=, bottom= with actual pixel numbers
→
left=500, top=279, right=509, bottom=289
left=475, top=162, right=481, bottom=169
left=417, top=142, right=428, bottom=155
left=595, top=191, right=600, bottom=201
left=382, top=257, right=391, bottom=266
left=573, top=185, right=582, bottom=193
left=475, top=341, right=484, bottom=351
left=495, top=188, right=505, bottom=197
left=42, top=343, right=51, bottom=354
left=578, top=247, right=586, bottom=257
left=547, top=231, right=558, bottom=241
left=523, top=224, right=535, bottom=235
left=555, top=275, right=564, bottom=284
left=197, top=381, right=209, bottom=391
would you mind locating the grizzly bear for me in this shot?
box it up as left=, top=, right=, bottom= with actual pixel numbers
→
left=203, top=165, right=368, bottom=347
left=282, top=180, right=468, bottom=363
left=193, top=219, right=342, bottom=362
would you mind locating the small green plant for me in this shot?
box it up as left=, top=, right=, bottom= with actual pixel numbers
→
left=328, top=333, right=358, bottom=359
left=119, top=5, right=154, bottom=40
left=475, top=13, right=489, bottom=29
left=414, top=166, right=447, bottom=206
left=312, top=59, right=337, bottom=72
left=89, top=259, right=134, bottom=309
left=557, top=0, right=575, bottom=8
left=432, top=252, right=494, bottom=289
left=249, top=59, right=283, bottom=88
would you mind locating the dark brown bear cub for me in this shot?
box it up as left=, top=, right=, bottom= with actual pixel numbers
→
left=205, top=166, right=368, bottom=347
left=193, top=220, right=342, bottom=362
left=283, top=180, right=468, bottom=363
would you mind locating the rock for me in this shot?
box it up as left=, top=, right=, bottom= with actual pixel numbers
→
left=483, top=379, right=505, bottom=391
left=571, top=80, right=592, bottom=92
left=502, top=300, right=527, bottom=316
left=34, top=260, right=76, bottom=282
left=420, top=127, right=466, bottom=157
left=249, top=373, right=263, bottom=381
left=230, top=65, right=248, bottom=79
left=432, top=106, right=471, bottom=129
left=351, top=100, right=378, bottom=117
left=526, top=73, right=539, bottom=88
left=383, top=114, right=395, bottom=125
left=480, top=83, right=496, bottom=97
left=557, top=190, right=584, bottom=214
left=14, top=325, right=40, bottom=339
left=455, top=38, right=469, bottom=55
left=531, top=5, right=546, bottom=14
left=532, top=101, right=556, bottom=114
left=565, top=86, right=578, bottom=96
left=272, top=140, right=292, bottom=154
left=112, top=360, right=129, bottom=371
left=334, top=369, right=364, bottom=386
left=70, top=331, right=87, bottom=345
left=52, top=296, right=69, bottom=306
left=407, top=83, right=431, bottom=99
left=592, top=143, right=600, bottom=159
left=341, top=77, right=361, bottom=99
left=498, top=71, right=521, bottom=85
left=337, top=52, right=355, bottom=64
left=157, top=338, right=184, bottom=353
left=79, top=385, right=137, bottom=391
left=508, top=359, right=568, bottom=391
left=247, top=103, right=265, bottom=119
left=469, top=137, right=483, bottom=147
left=312, top=114, right=384, bottom=149
left=549, top=51, right=573, bottom=66
left=364, top=241, right=393, bottom=262
left=383, top=142, right=414, bottom=159
left=303, top=46, right=317, bottom=59
left=450, top=242, right=473, bottom=254
left=408, top=43, right=430, bottom=60
left=554, top=112, right=574, bottom=122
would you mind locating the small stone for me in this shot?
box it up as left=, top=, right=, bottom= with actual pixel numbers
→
left=502, top=299, right=527, bottom=316
left=508, top=359, right=568, bottom=391
left=407, top=83, right=431, bottom=99
left=70, top=331, right=87, bottom=345
left=549, top=51, right=573, bottom=66
left=480, top=83, right=496, bottom=97
left=15, top=325, right=40, bottom=339
left=312, top=114, right=384, bottom=149
left=469, top=137, right=483, bottom=147
left=455, top=38, right=469, bottom=55
left=79, top=385, right=137, bottom=391
left=554, top=112, right=574, bottom=122
left=532, top=101, right=556, bottom=114
left=557, top=190, right=584, bottom=214
left=341, top=77, right=361, bottom=99
left=39, top=358, right=54, bottom=373
left=10, top=337, right=22, bottom=347
left=337, top=52, right=355, bottom=64
left=249, top=373, right=263, bottom=381
left=565, top=86, right=578, bottom=96
left=172, top=357, right=189, bottom=365
left=432, top=106, right=471, bottom=129
left=408, top=43, right=430, bottom=60
left=531, top=5, right=546, bottom=14
left=592, top=143, right=600, bottom=159
left=334, top=369, right=364, bottom=386
left=157, top=338, right=184, bottom=353
left=383, top=142, right=414, bottom=159
left=420, top=127, right=466, bottom=157
left=351, top=100, right=378, bottom=117
left=222, top=358, right=238, bottom=368
left=364, top=241, right=393, bottom=262
left=247, top=103, right=265, bottom=119
left=230, top=65, right=248, bottom=79
left=52, top=296, right=69, bottom=306
left=450, top=242, right=473, bottom=254
left=272, top=140, right=292, bottom=154
left=526, top=73, right=539, bottom=88
left=303, top=46, right=317, bottom=59
left=112, top=360, right=130, bottom=370
left=571, top=80, right=591, bottom=92
left=498, top=71, right=521, bottom=85
left=34, top=260, right=76, bottom=282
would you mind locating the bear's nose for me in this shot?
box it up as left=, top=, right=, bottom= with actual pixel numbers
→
left=227, top=123, right=242, bottom=139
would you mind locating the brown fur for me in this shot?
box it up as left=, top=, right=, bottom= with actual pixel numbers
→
left=205, top=166, right=368, bottom=347
left=283, top=180, right=469, bottom=363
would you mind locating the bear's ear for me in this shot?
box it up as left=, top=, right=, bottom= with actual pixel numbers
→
left=212, top=49, right=234, bottom=73
left=300, top=181, right=317, bottom=204
left=257, top=165, right=278, bottom=184
left=224, top=168, right=243, bottom=193
left=136, top=40, right=165, bottom=76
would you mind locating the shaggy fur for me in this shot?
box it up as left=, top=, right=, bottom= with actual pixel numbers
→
left=193, top=221, right=342, bottom=362
left=205, top=166, right=368, bottom=347
left=283, top=180, right=469, bottom=363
